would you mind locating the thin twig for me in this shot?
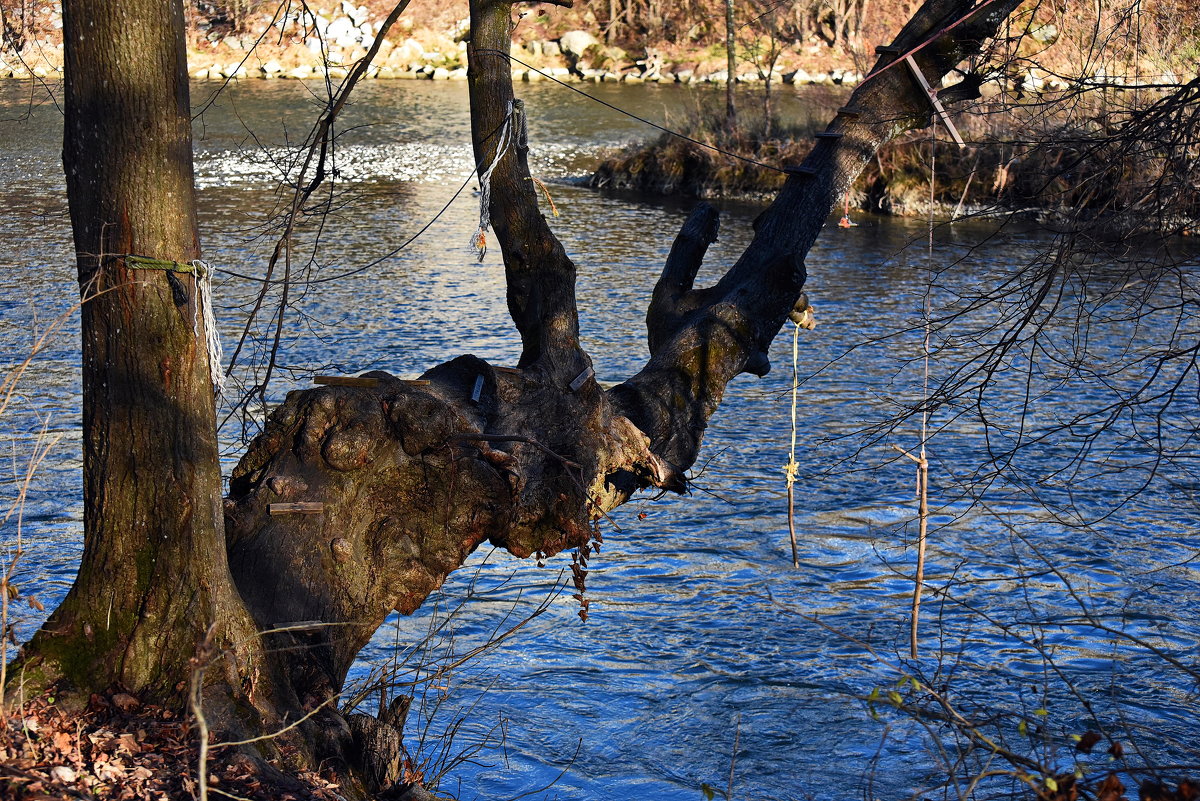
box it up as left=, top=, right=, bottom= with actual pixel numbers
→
left=726, top=712, right=741, bottom=800
left=189, top=623, right=218, bottom=801
left=213, top=692, right=340, bottom=749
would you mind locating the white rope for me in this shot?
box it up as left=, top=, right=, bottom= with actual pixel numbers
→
left=472, top=101, right=515, bottom=261
left=784, top=320, right=801, bottom=568
left=190, top=260, right=226, bottom=399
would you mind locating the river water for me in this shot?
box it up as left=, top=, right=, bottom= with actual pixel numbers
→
left=1, top=78, right=1197, bottom=800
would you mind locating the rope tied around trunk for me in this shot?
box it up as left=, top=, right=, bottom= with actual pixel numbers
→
left=471, top=100, right=515, bottom=262
left=125, top=254, right=226, bottom=398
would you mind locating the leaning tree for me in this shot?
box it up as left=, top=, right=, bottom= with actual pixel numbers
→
left=14, top=0, right=1022, bottom=794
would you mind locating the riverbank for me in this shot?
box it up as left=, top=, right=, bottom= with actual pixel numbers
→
left=0, top=690, right=350, bottom=800
left=1, top=0, right=871, bottom=85
left=7, top=0, right=1191, bottom=90
left=592, top=94, right=1200, bottom=234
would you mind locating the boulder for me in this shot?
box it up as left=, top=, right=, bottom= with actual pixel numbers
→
left=327, top=16, right=359, bottom=45
left=559, top=30, right=600, bottom=60
left=1031, top=22, right=1058, bottom=44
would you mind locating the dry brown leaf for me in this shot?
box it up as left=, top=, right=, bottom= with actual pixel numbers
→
left=1096, top=772, right=1125, bottom=801
left=96, top=760, right=126, bottom=782
left=50, top=730, right=73, bottom=754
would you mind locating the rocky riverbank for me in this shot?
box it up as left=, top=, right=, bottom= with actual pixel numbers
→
left=1, top=0, right=868, bottom=85
left=3, top=0, right=1184, bottom=93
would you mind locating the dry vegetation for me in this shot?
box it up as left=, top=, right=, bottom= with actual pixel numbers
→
left=0, top=692, right=347, bottom=800
left=592, top=0, right=1200, bottom=229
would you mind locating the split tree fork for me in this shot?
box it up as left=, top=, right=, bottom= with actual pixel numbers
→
left=14, top=0, right=1021, bottom=795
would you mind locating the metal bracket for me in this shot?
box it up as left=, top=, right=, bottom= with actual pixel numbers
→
left=569, top=366, right=594, bottom=392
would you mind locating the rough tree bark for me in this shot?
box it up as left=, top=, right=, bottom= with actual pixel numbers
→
left=20, top=0, right=269, bottom=702
left=16, top=0, right=1022, bottom=795
left=221, top=0, right=1020, bottom=790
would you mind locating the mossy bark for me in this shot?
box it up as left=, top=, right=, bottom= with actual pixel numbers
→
left=18, top=0, right=272, bottom=714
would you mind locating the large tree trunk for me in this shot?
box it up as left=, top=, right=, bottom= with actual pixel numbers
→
left=14, top=0, right=1022, bottom=795
left=223, top=0, right=1022, bottom=721
left=19, top=0, right=271, bottom=715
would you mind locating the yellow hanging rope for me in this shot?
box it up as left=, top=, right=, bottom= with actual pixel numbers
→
left=784, top=294, right=816, bottom=568
left=910, top=123, right=937, bottom=658
left=784, top=321, right=801, bottom=569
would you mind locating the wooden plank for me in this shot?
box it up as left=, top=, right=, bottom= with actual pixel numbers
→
left=399, top=379, right=431, bottom=386
left=492, top=366, right=522, bottom=375
left=314, top=375, right=380, bottom=388
left=269, top=502, right=325, bottom=515
left=836, top=107, right=864, bottom=118
left=904, top=54, right=966, bottom=148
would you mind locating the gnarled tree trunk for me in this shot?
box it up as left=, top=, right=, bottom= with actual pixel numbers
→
left=17, top=0, right=1022, bottom=795
left=220, top=0, right=1020, bottom=790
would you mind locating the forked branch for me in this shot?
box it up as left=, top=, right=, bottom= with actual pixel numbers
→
left=612, top=0, right=1024, bottom=472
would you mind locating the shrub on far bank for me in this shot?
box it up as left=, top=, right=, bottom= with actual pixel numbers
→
left=591, top=87, right=1200, bottom=239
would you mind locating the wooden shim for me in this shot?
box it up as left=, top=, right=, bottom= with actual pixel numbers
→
left=814, top=131, right=845, bottom=139
left=836, top=106, right=864, bottom=118
left=400, top=379, right=431, bottom=386
left=904, top=54, right=966, bottom=148
left=569, top=366, right=594, bottom=392
left=314, top=375, right=380, bottom=388
left=269, top=620, right=326, bottom=631
left=784, top=165, right=818, bottom=176
left=492, top=366, right=522, bottom=375
left=875, top=45, right=901, bottom=55
left=269, top=502, right=325, bottom=515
